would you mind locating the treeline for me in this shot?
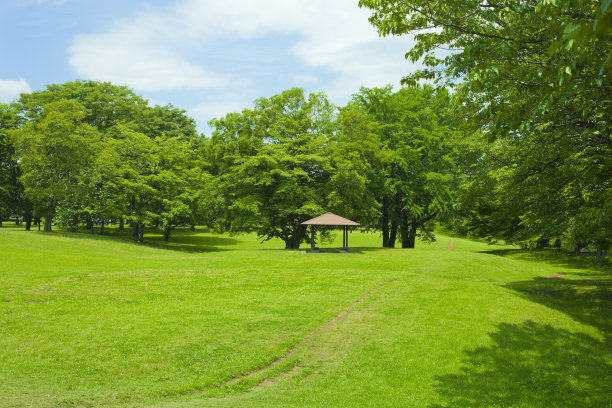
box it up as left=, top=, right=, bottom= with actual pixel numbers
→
left=0, top=81, right=209, bottom=242
left=0, top=69, right=610, bottom=258
left=0, top=81, right=458, bottom=248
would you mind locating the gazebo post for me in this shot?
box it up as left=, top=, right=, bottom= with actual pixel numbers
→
left=345, top=226, right=348, bottom=250
left=311, top=225, right=315, bottom=251
left=346, top=227, right=349, bottom=251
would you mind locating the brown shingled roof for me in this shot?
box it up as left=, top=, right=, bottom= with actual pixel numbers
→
left=301, top=212, right=360, bottom=226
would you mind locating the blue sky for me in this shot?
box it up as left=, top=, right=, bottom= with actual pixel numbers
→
left=0, top=0, right=419, bottom=134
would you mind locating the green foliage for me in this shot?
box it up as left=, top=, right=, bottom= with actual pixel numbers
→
left=15, top=80, right=148, bottom=131
left=12, top=100, right=103, bottom=228
left=360, top=0, right=611, bottom=255
left=350, top=85, right=457, bottom=248
left=0, top=103, right=22, bottom=222
left=209, top=89, right=334, bottom=248
left=208, top=85, right=456, bottom=249
left=327, top=105, right=383, bottom=225
left=103, top=126, right=209, bottom=242
left=9, top=80, right=209, bottom=240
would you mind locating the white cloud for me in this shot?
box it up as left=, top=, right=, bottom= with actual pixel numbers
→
left=68, top=13, right=228, bottom=92
left=67, top=0, right=420, bottom=121
left=0, top=78, right=32, bottom=103
left=293, top=75, right=320, bottom=85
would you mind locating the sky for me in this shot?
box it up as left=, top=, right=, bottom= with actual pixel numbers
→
left=0, top=0, right=420, bottom=134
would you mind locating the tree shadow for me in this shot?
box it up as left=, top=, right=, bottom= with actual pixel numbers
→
left=430, top=274, right=611, bottom=407
left=507, top=276, right=612, bottom=333
left=142, top=235, right=242, bottom=253
left=480, top=248, right=611, bottom=275
left=301, top=248, right=368, bottom=254
left=43, top=229, right=242, bottom=253
left=429, top=321, right=611, bottom=407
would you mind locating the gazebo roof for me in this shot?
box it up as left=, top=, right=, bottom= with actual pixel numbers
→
left=301, top=212, right=360, bottom=226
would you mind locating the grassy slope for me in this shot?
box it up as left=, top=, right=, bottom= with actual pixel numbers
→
left=0, top=227, right=609, bottom=407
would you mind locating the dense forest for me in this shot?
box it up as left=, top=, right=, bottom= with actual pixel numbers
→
left=0, top=0, right=609, bottom=260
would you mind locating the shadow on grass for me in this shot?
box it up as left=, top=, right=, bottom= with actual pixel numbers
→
left=480, top=248, right=611, bottom=275
left=143, top=235, right=242, bottom=253
left=507, top=275, right=612, bottom=333
left=259, top=246, right=382, bottom=254
left=31, top=228, right=243, bottom=253
left=429, top=321, right=611, bottom=407
left=431, top=274, right=612, bottom=407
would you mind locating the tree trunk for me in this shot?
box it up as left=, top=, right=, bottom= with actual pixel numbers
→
left=15, top=215, right=20, bottom=226
left=381, top=197, right=390, bottom=247
left=119, top=218, right=124, bottom=231
left=596, top=243, right=604, bottom=264
left=137, top=222, right=145, bottom=243
left=163, top=225, right=171, bottom=242
left=100, top=220, right=105, bottom=235
left=554, top=239, right=561, bottom=248
left=285, top=225, right=306, bottom=249
left=536, top=238, right=549, bottom=249
left=406, top=219, right=417, bottom=249
left=132, top=222, right=139, bottom=241
left=389, top=220, right=398, bottom=248
left=0, top=220, right=2, bottom=227
left=43, top=218, right=53, bottom=232
left=400, top=210, right=409, bottom=248
left=190, top=224, right=196, bottom=232
left=35, top=217, right=40, bottom=231
left=86, top=215, right=94, bottom=233
left=24, top=209, right=33, bottom=231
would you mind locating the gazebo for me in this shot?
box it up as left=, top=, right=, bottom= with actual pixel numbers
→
left=301, top=212, right=360, bottom=252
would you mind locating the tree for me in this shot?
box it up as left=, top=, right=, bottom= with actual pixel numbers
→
left=155, top=135, right=208, bottom=241
left=107, top=125, right=209, bottom=242
left=13, top=80, right=204, bottom=235
left=209, top=89, right=335, bottom=249
left=16, top=80, right=148, bottom=132
left=136, top=103, right=199, bottom=141
left=351, top=85, right=456, bottom=248
left=327, top=104, right=384, bottom=227
left=360, top=0, right=611, bottom=254
left=12, top=101, right=102, bottom=232
left=0, top=104, right=22, bottom=227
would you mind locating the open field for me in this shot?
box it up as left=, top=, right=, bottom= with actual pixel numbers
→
left=0, top=226, right=610, bottom=407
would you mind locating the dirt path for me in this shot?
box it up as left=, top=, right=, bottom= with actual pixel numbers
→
left=447, top=238, right=454, bottom=251
left=223, top=278, right=399, bottom=388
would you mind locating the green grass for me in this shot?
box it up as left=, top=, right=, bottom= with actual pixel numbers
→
left=0, top=226, right=610, bottom=407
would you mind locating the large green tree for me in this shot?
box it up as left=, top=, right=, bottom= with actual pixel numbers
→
left=209, top=88, right=335, bottom=249
left=105, top=125, right=209, bottom=242
left=0, top=104, right=23, bottom=227
left=13, top=80, right=204, bottom=235
left=12, top=100, right=102, bottom=232
left=16, top=80, right=147, bottom=131
left=360, top=0, right=611, bottom=254
left=351, top=85, right=457, bottom=248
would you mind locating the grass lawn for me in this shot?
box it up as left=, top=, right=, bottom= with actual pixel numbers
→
left=0, top=226, right=610, bottom=407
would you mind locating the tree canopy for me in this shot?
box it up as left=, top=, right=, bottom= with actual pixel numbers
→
left=2, top=56, right=609, bottom=258
left=360, top=0, right=611, bottom=257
